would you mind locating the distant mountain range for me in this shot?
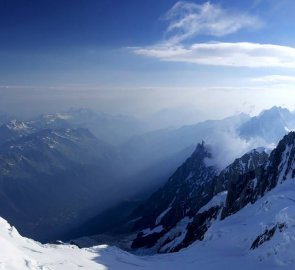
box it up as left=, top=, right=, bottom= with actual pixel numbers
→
left=28, top=108, right=149, bottom=146
left=1, top=106, right=295, bottom=243
left=67, top=106, right=295, bottom=241
left=0, top=126, right=126, bottom=241
left=239, top=106, right=295, bottom=144
left=2, top=129, right=295, bottom=269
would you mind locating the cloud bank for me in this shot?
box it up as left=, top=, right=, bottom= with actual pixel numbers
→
left=134, top=42, right=295, bottom=68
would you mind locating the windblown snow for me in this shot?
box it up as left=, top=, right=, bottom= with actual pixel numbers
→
left=2, top=177, right=295, bottom=269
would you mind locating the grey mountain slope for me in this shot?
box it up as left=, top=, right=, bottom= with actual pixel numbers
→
left=0, top=127, right=125, bottom=242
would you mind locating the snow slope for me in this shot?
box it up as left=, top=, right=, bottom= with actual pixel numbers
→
left=1, top=177, right=295, bottom=269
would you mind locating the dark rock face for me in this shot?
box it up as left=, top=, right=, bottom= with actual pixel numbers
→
left=214, top=148, right=269, bottom=192
left=221, top=169, right=260, bottom=218
left=171, top=205, right=221, bottom=252
left=250, top=223, right=286, bottom=250
left=132, top=229, right=167, bottom=249
left=222, top=132, right=295, bottom=219
left=173, top=149, right=269, bottom=252
left=130, top=142, right=269, bottom=253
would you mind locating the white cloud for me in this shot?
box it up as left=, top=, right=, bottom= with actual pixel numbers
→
left=132, top=1, right=295, bottom=69
left=134, top=42, right=295, bottom=68
left=252, top=75, right=295, bottom=83
left=204, top=128, right=271, bottom=170
left=163, top=1, right=261, bottom=43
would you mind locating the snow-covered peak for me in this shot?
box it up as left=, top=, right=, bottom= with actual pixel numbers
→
left=239, top=106, right=295, bottom=144
left=5, top=119, right=29, bottom=131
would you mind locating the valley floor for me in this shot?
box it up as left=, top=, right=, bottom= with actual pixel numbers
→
left=2, top=179, right=295, bottom=270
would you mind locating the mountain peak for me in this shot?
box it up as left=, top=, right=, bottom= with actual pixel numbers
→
left=259, top=106, right=291, bottom=118
left=239, top=106, right=294, bottom=144
left=4, top=120, right=28, bottom=131
left=192, top=140, right=212, bottom=160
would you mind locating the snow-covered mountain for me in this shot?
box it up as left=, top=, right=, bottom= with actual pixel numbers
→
left=0, top=120, right=33, bottom=146
left=126, top=131, right=295, bottom=260
left=31, top=108, right=148, bottom=145
left=1, top=106, right=295, bottom=247
left=119, top=106, right=294, bottom=201
left=130, top=142, right=269, bottom=253
left=2, top=133, right=295, bottom=269
left=124, top=106, right=295, bottom=182
left=239, top=106, right=295, bottom=144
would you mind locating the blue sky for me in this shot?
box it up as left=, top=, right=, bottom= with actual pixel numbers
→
left=1, top=0, right=295, bottom=118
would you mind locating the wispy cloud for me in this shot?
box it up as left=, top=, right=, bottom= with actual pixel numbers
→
left=164, top=1, right=262, bottom=44
left=135, top=42, right=295, bottom=68
left=132, top=1, right=295, bottom=68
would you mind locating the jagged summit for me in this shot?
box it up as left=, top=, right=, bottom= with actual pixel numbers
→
left=259, top=106, right=290, bottom=117
left=239, top=107, right=295, bottom=144
left=130, top=141, right=218, bottom=250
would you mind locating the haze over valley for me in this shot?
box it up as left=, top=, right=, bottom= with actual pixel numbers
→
left=2, top=0, right=295, bottom=269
